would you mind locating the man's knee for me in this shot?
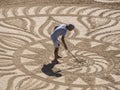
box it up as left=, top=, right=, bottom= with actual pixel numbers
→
left=58, top=44, right=60, bottom=47
left=55, top=48, right=59, bottom=52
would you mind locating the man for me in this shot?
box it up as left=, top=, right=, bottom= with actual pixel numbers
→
left=51, top=24, right=75, bottom=63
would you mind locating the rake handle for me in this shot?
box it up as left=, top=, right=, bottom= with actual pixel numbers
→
left=67, top=49, right=79, bottom=61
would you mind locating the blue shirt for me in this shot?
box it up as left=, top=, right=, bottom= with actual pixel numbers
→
left=51, top=24, right=67, bottom=41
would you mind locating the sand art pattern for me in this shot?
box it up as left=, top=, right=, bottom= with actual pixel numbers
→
left=0, top=1, right=120, bottom=90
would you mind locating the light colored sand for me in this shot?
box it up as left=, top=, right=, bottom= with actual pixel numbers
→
left=0, top=1, right=120, bottom=90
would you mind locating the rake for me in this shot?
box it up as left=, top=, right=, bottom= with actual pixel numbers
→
left=67, top=49, right=85, bottom=63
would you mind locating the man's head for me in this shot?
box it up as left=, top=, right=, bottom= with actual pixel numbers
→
left=66, top=24, right=75, bottom=31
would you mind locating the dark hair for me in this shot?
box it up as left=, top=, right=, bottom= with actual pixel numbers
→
left=67, top=24, right=75, bottom=30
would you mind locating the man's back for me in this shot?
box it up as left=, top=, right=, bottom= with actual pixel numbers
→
left=51, top=24, right=67, bottom=40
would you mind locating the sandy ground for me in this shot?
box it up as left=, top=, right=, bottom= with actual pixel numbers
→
left=0, top=0, right=120, bottom=90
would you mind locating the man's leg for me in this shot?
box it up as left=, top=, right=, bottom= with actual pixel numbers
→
left=54, top=40, right=61, bottom=59
left=54, top=47, right=62, bottom=59
left=54, top=47, right=58, bottom=59
left=52, top=47, right=61, bottom=64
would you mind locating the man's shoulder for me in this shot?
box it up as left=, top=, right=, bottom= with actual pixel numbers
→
left=55, top=24, right=66, bottom=28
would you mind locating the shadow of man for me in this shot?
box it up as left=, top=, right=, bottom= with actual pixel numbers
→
left=41, top=59, right=62, bottom=77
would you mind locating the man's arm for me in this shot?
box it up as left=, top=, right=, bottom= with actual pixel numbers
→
left=61, top=36, right=68, bottom=50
